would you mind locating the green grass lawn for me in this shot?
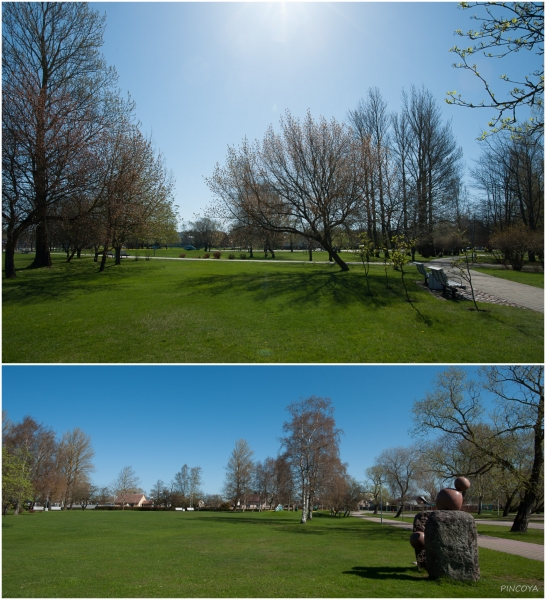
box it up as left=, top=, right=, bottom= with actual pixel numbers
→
left=3, top=255, right=543, bottom=363
left=2, top=510, right=543, bottom=598
left=473, top=267, right=544, bottom=289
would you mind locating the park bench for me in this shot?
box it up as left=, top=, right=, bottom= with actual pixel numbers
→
left=413, top=262, right=430, bottom=285
left=428, top=268, right=466, bottom=299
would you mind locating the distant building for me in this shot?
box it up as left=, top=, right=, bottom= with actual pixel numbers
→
left=114, top=494, right=148, bottom=507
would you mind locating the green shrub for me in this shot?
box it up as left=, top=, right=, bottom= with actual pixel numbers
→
left=203, top=253, right=210, bottom=259
left=228, top=254, right=236, bottom=259
left=213, top=251, right=221, bottom=259
left=239, top=253, right=247, bottom=259
left=179, top=253, right=186, bottom=258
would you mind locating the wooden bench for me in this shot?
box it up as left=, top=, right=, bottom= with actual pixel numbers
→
left=429, top=268, right=466, bottom=299
left=413, top=262, right=430, bottom=285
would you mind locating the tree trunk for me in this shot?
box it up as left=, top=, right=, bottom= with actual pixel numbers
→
left=99, top=245, right=109, bottom=272
left=395, top=504, right=403, bottom=518
left=30, top=221, right=52, bottom=268
left=511, top=405, right=544, bottom=533
left=324, top=242, right=349, bottom=271
left=4, top=238, right=18, bottom=278
left=308, top=246, right=313, bottom=261
left=115, top=246, right=122, bottom=265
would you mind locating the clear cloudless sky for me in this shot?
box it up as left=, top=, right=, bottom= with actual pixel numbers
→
left=91, top=1, right=541, bottom=225
left=3, top=365, right=491, bottom=496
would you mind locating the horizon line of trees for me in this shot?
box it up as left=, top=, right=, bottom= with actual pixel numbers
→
left=204, top=85, right=542, bottom=271
left=4, top=366, right=541, bottom=532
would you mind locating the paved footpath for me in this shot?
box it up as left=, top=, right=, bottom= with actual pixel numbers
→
left=352, top=513, right=544, bottom=562
left=425, top=257, right=544, bottom=313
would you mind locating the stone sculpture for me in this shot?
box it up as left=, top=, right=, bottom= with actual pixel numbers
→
left=409, top=477, right=480, bottom=581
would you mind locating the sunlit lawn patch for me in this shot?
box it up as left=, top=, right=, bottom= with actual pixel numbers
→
left=2, top=510, right=543, bottom=598
left=3, top=255, right=543, bottom=363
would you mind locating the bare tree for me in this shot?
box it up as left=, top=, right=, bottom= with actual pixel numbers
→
left=280, top=396, right=342, bottom=523
left=402, top=86, right=464, bottom=256
left=2, top=2, right=121, bottom=275
left=58, top=427, right=94, bottom=509
left=376, top=445, right=421, bottom=518
left=112, top=465, right=141, bottom=510
left=364, top=465, right=388, bottom=514
left=189, top=466, right=203, bottom=509
left=95, top=123, right=176, bottom=271
left=348, top=87, right=396, bottom=248
left=253, top=457, right=276, bottom=511
left=207, top=110, right=369, bottom=271
left=412, top=366, right=543, bottom=532
left=223, top=439, right=254, bottom=510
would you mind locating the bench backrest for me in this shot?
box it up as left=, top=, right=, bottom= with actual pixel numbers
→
left=435, top=269, right=449, bottom=285
left=414, top=262, right=428, bottom=277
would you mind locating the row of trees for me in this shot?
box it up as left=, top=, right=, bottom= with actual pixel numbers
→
left=2, top=413, right=94, bottom=514
left=206, top=86, right=466, bottom=271
left=205, top=88, right=542, bottom=270
left=363, top=366, right=543, bottom=533
left=204, top=2, right=544, bottom=270
left=223, top=397, right=362, bottom=522
left=2, top=2, right=178, bottom=278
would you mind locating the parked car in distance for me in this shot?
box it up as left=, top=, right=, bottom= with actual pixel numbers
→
left=184, top=245, right=197, bottom=250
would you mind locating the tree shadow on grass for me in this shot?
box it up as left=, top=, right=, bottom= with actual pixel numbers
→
left=343, top=566, right=423, bottom=582
left=3, top=261, right=135, bottom=306
left=180, top=270, right=421, bottom=311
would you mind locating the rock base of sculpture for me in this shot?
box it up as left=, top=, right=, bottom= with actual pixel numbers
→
left=412, top=512, right=430, bottom=570
left=425, top=511, right=480, bottom=581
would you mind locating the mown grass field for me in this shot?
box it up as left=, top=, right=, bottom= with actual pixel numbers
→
left=3, top=254, right=543, bottom=363
left=2, top=510, right=543, bottom=598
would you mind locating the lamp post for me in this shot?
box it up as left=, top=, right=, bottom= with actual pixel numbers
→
left=380, top=481, right=383, bottom=524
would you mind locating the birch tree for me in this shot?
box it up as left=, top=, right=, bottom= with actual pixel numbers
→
left=280, top=396, right=342, bottom=523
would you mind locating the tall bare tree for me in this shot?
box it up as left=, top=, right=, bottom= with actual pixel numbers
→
left=376, top=445, right=421, bottom=518
left=402, top=86, right=464, bottom=256
left=223, top=439, right=254, bottom=510
left=58, top=427, right=94, bottom=509
left=280, top=396, right=342, bottom=523
left=112, top=465, right=141, bottom=510
left=2, top=2, right=121, bottom=275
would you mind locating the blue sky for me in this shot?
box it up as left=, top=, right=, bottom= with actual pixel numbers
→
left=91, top=1, right=542, bottom=225
left=3, top=365, right=486, bottom=495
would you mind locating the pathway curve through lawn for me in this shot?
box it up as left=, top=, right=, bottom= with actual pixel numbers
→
left=351, top=512, right=544, bottom=562
left=426, top=257, right=544, bottom=313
